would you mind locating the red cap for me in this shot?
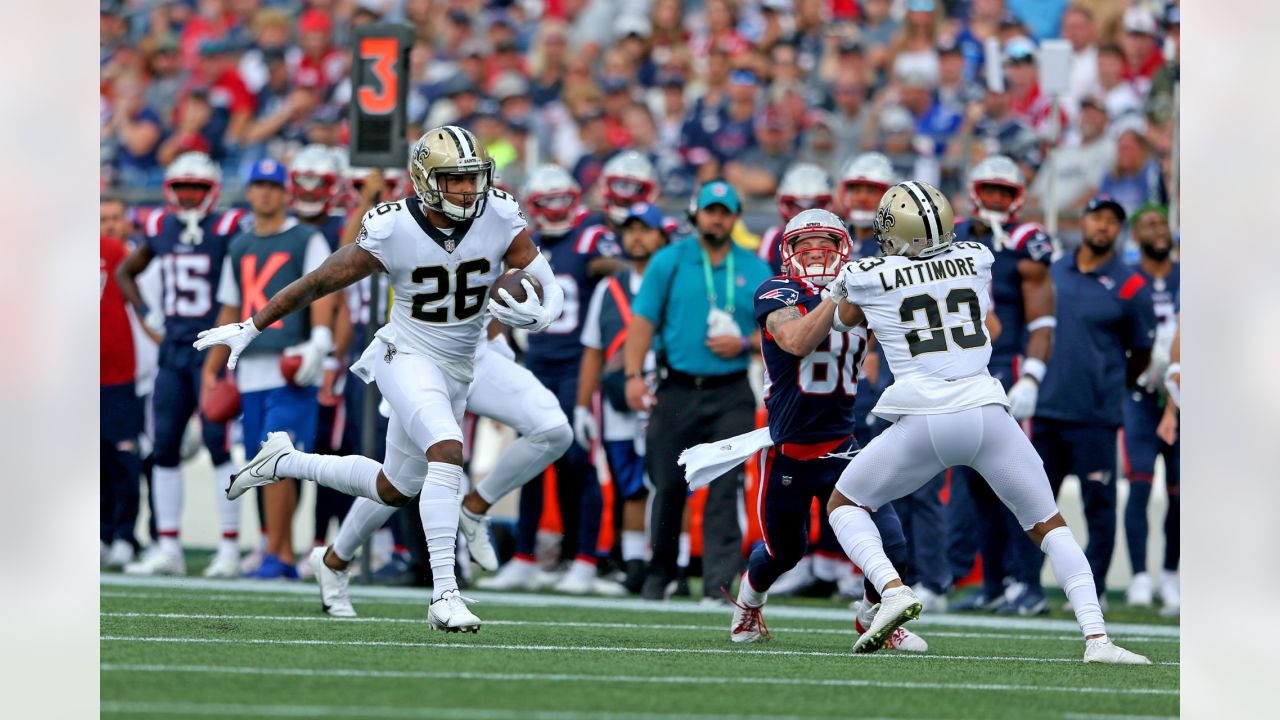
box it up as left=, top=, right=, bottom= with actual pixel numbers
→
left=298, top=10, right=333, bottom=35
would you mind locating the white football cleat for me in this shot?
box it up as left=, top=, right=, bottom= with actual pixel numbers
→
left=203, top=545, right=241, bottom=578
left=852, top=587, right=922, bottom=654
left=1126, top=572, right=1154, bottom=607
left=729, top=588, right=770, bottom=643
left=855, top=601, right=928, bottom=653
left=428, top=590, right=481, bottom=632
left=476, top=557, right=541, bottom=591
left=554, top=559, right=616, bottom=595
left=105, top=538, right=135, bottom=569
left=459, top=507, right=498, bottom=572
left=1083, top=637, right=1152, bottom=665
left=227, top=431, right=294, bottom=500
left=124, top=545, right=186, bottom=576
left=1158, top=570, right=1179, bottom=617
left=309, top=546, right=356, bottom=618
left=913, top=584, right=948, bottom=614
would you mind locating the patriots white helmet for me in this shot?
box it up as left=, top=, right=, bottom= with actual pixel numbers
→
left=781, top=208, right=851, bottom=287
left=838, top=152, right=896, bottom=229
left=776, top=163, right=834, bottom=223
left=523, top=164, right=582, bottom=237
left=600, top=151, right=658, bottom=224
left=289, top=144, right=344, bottom=217
left=967, top=154, right=1025, bottom=227
left=163, top=151, right=222, bottom=219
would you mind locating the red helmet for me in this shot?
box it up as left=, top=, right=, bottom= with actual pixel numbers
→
left=288, top=145, right=343, bottom=217
left=523, top=164, right=583, bottom=236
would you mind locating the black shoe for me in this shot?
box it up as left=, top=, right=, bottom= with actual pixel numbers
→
left=623, top=559, right=646, bottom=595
left=641, top=574, right=669, bottom=601
left=671, top=569, right=692, bottom=597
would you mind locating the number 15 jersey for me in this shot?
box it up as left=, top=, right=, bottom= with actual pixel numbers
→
left=841, top=241, right=1008, bottom=422
left=356, top=189, right=527, bottom=383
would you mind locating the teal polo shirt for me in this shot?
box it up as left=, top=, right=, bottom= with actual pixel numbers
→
left=632, top=236, right=772, bottom=377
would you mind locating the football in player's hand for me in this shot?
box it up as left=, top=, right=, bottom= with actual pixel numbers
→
left=491, top=268, right=544, bottom=306
left=280, top=354, right=303, bottom=386
left=201, top=377, right=242, bottom=423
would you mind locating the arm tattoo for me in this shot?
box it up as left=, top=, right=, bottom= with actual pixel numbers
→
left=766, top=306, right=803, bottom=337
left=253, top=244, right=381, bottom=329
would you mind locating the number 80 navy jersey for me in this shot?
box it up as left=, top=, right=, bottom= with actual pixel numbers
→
left=754, top=276, right=868, bottom=444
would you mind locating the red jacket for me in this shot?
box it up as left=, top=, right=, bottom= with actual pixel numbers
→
left=100, top=236, right=135, bottom=387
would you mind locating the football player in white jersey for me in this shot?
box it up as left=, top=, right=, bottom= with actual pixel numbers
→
left=822, top=181, right=1150, bottom=664
left=195, top=125, right=565, bottom=633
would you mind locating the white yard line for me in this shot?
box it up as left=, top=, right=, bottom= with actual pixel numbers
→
left=99, top=635, right=1179, bottom=666
left=100, top=663, right=1179, bottom=697
left=99, top=700, right=821, bottom=720
left=99, top=574, right=1181, bottom=639
left=100, top=610, right=1180, bottom=644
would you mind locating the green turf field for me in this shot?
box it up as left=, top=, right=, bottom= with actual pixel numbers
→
left=101, top=568, right=1178, bottom=720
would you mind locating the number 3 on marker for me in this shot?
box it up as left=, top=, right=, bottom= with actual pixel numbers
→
left=358, top=38, right=398, bottom=115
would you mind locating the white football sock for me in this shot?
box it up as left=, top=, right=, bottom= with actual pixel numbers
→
left=1040, top=526, right=1106, bottom=638
left=212, top=461, right=239, bottom=539
left=829, top=505, right=900, bottom=595
left=152, top=465, right=184, bottom=538
left=677, top=532, right=691, bottom=569
left=738, top=573, right=766, bottom=607
left=420, top=462, right=465, bottom=601
left=475, top=424, right=570, bottom=505
left=276, top=451, right=383, bottom=503
left=621, top=530, right=647, bottom=562
left=333, top=497, right=396, bottom=562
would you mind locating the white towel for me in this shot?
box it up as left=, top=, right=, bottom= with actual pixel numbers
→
left=678, top=427, right=775, bottom=490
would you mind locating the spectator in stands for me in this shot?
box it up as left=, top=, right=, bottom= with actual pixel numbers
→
left=725, top=106, right=793, bottom=198
left=615, top=15, right=658, bottom=88
left=1099, top=129, right=1168, bottom=218
left=106, top=75, right=165, bottom=188
left=649, top=0, right=687, bottom=62
left=889, top=0, right=944, bottom=88
left=144, top=36, right=187, bottom=126
left=572, top=107, right=614, bottom=192
left=953, top=80, right=1043, bottom=180
left=244, top=75, right=322, bottom=161
left=937, top=41, right=982, bottom=116
left=952, top=0, right=1004, bottom=84
left=1093, top=44, right=1143, bottom=129
left=625, top=180, right=771, bottom=603
left=1120, top=6, right=1164, bottom=95
left=157, top=89, right=217, bottom=166
left=828, top=70, right=872, bottom=169
left=860, top=0, right=900, bottom=79
left=529, top=21, right=570, bottom=107
left=1061, top=4, right=1100, bottom=107
left=193, top=39, right=257, bottom=160
left=1028, top=95, right=1116, bottom=239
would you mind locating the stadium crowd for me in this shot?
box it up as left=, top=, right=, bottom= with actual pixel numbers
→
left=101, top=0, right=1181, bottom=615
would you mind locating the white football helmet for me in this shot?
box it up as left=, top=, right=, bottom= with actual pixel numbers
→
left=523, top=164, right=582, bottom=237
left=289, top=144, right=344, bottom=217
left=967, top=154, right=1025, bottom=227
left=838, top=152, right=895, bottom=229
left=600, top=151, right=658, bottom=224
left=781, top=208, right=851, bottom=287
left=163, top=151, right=222, bottom=219
left=776, top=163, right=834, bottom=223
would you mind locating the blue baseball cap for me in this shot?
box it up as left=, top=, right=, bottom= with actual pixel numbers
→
left=623, top=202, right=666, bottom=231
left=1084, top=194, right=1126, bottom=222
left=247, top=158, right=287, bottom=187
left=695, top=180, right=741, bottom=214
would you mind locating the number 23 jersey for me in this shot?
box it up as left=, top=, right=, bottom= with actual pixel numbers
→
left=754, top=276, right=869, bottom=444
left=841, top=242, right=1008, bottom=422
left=356, top=189, right=527, bottom=383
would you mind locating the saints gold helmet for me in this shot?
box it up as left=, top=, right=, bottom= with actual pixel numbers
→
left=873, top=180, right=956, bottom=259
left=409, top=125, right=494, bottom=221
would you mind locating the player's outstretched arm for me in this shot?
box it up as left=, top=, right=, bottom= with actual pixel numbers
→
left=766, top=301, right=839, bottom=357
left=251, top=244, right=381, bottom=332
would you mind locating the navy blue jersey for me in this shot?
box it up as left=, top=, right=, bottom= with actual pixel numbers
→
left=954, top=219, right=1053, bottom=367
left=142, top=208, right=247, bottom=351
left=524, top=218, right=621, bottom=366
left=754, top=276, right=868, bottom=444
left=300, top=211, right=348, bottom=252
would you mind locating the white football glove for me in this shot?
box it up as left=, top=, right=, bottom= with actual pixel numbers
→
left=283, top=327, right=334, bottom=386
left=821, top=271, right=849, bottom=304
left=486, top=333, right=516, bottom=361
left=143, top=307, right=166, bottom=337
left=488, top=280, right=550, bottom=330
left=194, top=320, right=262, bottom=370
left=573, top=405, right=597, bottom=451
left=1006, top=377, right=1039, bottom=421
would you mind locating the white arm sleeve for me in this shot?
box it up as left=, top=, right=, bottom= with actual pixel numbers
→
left=522, top=252, right=565, bottom=332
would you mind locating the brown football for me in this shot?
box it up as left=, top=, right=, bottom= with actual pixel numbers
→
left=201, top=377, right=242, bottom=423
left=280, top=354, right=303, bottom=386
left=490, top=268, right=544, bottom=307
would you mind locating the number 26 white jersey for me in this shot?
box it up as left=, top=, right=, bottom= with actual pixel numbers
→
left=356, top=189, right=527, bottom=383
left=841, top=241, right=1008, bottom=422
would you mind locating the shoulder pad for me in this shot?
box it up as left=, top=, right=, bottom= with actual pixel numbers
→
left=360, top=202, right=401, bottom=238
left=486, top=187, right=522, bottom=219
left=144, top=210, right=167, bottom=238
left=215, top=208, right=247, bottom=237
left=847, top=256, right=889, bottom=273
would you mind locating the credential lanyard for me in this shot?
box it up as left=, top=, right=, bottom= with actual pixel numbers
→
left=700, top=246, right=734, bottom=311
